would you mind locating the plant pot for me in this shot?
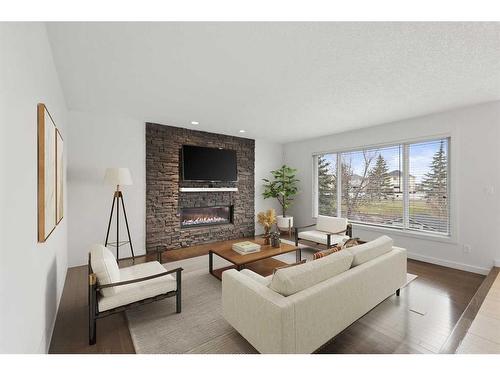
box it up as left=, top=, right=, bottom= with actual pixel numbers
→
left=277, top=215, right=293, bottom=231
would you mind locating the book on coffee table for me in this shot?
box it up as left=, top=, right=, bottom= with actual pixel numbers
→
left=232, top=241, right=261, bottom=254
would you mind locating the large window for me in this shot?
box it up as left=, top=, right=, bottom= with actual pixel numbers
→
left=314, top=138, right=450, bottom=236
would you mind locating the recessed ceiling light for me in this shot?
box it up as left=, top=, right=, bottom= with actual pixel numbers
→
left=191, top=121, right=199, bottom=125
left=239, top=130, right=246, bottom=133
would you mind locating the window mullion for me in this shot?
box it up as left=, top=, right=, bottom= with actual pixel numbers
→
left=403, top=144, right=410, bottom=229
left=312, top=155, right=318, bottom=218
left=336, top=153, right=342, bottom=218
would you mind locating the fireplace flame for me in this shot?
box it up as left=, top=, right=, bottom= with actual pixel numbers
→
left=182, top=215, right=229, bottom=226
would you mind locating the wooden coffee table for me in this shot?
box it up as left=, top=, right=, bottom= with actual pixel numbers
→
left=208, top=237, right=301, bottom=280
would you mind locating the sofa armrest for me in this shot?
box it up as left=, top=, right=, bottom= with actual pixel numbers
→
left=221, top=269, right=296, bottom=353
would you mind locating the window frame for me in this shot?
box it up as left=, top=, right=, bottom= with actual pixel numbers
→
left=312, top=135, right=453, bottom=240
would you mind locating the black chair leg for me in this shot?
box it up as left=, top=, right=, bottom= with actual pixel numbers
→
left=89, top=317, right=96, bottom=345
left=176, top=270, right=182, bottom=313
left=88, top=273, right=97, bottom=345
left=396, top=288, right=400, bottom=296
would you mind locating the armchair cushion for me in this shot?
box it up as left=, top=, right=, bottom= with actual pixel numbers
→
left=298, top=230, right=349, bottom=246
left=316, top=215, right=348, bottom=234
left=90, top=244, right=120, bottom=297
left=98, top=261, right=176, bottom=312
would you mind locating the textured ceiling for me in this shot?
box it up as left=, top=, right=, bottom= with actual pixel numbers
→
left=46, top=22, right=500, bottom=143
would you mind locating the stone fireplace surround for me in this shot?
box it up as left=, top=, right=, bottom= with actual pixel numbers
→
left=146, top=123, right=255, bottom=253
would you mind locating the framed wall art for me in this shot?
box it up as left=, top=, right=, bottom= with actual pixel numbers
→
left=56, top=128, right=64, bottom=224
left=37, top=103, right=57, bottom=242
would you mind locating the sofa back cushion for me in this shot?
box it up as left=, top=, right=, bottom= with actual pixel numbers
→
left=270, top=250, right=353, bottom=296
left=90, top=244, right=120, bottom=297
left=347, top=235, right=393, bottom=266
left=316, top=215, right=347, bottom=234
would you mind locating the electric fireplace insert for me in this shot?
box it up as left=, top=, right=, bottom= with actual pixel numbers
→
left=180, top=205, right=233, bottom=228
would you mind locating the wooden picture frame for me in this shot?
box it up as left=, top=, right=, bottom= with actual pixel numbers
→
left=56, top=129, right=64, bottom=224
left=38, top=103, right=57, bottom=242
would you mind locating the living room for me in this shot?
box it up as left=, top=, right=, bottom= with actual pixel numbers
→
left=2, top=1, right=500, bottom=372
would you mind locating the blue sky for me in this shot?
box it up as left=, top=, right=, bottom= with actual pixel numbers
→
left=321, top=139, right=447, bottom=183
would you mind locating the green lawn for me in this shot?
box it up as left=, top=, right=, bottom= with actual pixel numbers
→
left=353, top=200, right=441, bottom=216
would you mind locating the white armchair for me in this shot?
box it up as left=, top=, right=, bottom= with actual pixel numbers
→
left=88, top=244, right=182, bottom=345
left=294, top=215, right=352, bottom=248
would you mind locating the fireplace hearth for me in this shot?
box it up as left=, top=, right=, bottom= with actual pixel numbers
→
left=180, top=206, right=233, bottom=228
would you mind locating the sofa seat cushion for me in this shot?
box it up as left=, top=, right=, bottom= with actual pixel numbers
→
left=90, top=244, right=121, bottom=297
left=270, top=250, right=354, bottom=296
left=316, top=215, right=348, bottom=233
left=347, top=235, right=393, bottom=266
left=298, top=230, right=349, bottom=246
left=98, top=261, right=176, bottom=312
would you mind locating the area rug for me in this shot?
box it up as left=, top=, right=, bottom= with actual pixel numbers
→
left=126, top=252, right=417, bottom=354
left=126, top=266, right=258, bottom=354
left=125, top=251, right=302, bottom=354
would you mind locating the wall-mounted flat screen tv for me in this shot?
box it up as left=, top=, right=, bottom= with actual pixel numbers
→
left=181, top=145, right=237, bottom=181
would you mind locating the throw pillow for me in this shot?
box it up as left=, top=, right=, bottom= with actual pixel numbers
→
left=342, top=237, right=361, bottom=249
left=313, top=246, right=341, bottom=260
left=272, top=259, right=306, bottom=274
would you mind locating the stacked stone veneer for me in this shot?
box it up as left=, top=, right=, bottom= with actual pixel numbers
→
left=146, top=123, right=255, bottom=253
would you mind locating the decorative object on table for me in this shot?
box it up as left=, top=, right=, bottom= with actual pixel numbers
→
left=257, top=208, right=277, bottom=244
left=231, top=241, right=261, bottom=255
left=104, top=167, right=135, bottom=261
left=56, top=129, right=64, bottom=224
left=270, top=231, right=281, bottom=248
left=262, top=165, right=299, bottom=236
left=37, top=103, right=58, bottom=242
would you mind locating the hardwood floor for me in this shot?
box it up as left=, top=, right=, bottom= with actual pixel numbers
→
left=49, top=242, right=485, bottom=354
left=440, top=267, right=500, bottom=353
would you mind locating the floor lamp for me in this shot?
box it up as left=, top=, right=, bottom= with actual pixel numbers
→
left=104, top=167, right=135, bottom=261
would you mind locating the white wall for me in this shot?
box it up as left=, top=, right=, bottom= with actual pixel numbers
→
left=67, top=111, right=145, bottom=267
left=67, top=112, right=284, bottom=265
left=255, top=139, right=284, bottom=234
left=0, top=23, right=68, bottom=353
left=284, top=102, right=500, bottom=275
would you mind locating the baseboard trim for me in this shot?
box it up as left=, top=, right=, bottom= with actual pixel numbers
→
left=407, top=252, right=490, bottom=275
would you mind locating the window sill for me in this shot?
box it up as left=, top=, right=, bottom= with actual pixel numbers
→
left=350, top=222, right=457, bottom=244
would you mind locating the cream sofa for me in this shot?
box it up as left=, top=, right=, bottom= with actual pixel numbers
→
left=222, top=235, right=407, bottom=353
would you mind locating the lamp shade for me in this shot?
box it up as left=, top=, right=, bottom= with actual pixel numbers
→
left=104, top=168, right=133, bottom=186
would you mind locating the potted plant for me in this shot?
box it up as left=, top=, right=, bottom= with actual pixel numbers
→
left=262, top=165, right=299, bottom=232
left=257, top=209, right=277, bottom=245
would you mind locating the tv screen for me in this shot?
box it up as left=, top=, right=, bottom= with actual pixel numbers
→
left=182, top=145, right=237, bottom=181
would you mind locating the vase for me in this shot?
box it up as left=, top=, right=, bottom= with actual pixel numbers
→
left=263, top=229, right=271, bottom=245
